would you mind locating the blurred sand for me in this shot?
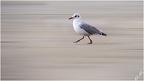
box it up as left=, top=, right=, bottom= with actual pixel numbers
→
left=1, top=1, right=143, bottom=80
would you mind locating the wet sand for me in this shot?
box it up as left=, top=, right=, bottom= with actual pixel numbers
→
left=1, top=1, right=143, bottom=80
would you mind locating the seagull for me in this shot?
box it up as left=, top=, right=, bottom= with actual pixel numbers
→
left=69, top=13, right=107, bottom=44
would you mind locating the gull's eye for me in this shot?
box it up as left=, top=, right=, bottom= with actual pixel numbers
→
left=75, top=15, right=79, bottom=17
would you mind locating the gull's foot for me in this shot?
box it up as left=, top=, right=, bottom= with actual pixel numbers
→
left=73, top=41, right=79, bottom=43
left=73, top=40, right=81, bottom=43
left=88, top=42, right=92, bottom=44
left=73, top=36, right=84, bottom=43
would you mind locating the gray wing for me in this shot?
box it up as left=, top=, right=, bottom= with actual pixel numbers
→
left=80, top=23, right=102, bottom=35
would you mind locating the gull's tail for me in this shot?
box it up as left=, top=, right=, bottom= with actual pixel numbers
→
left=101, top=32, right=107, bottom=36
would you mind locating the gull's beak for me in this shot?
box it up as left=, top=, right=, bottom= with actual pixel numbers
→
left=69, top=17, right=73, bottom=20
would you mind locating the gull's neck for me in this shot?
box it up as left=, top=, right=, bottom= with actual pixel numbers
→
left=73, top=18, right=82, bottom=24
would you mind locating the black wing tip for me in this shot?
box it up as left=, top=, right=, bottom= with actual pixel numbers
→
left=101, top=32, right=107, bottom=36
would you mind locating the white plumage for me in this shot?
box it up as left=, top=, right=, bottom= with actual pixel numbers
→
left=69, top=13, right=107, bottom=44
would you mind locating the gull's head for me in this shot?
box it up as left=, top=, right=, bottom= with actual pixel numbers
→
left=69, top=13, right=81, bottom=20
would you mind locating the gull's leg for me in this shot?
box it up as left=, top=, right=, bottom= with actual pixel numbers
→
left=73, top=36, right=84, bottom=43
left=87, top=36, right=92, bottom=44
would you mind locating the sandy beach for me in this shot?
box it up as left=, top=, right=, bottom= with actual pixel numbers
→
left=1, top=1, right=143, bottom=80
